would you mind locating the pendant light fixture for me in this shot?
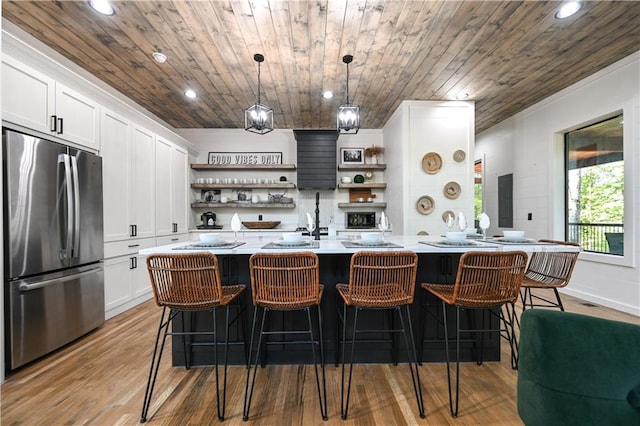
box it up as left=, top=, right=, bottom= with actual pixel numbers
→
left=337, top=54, right=360, bottom=134
left=245, top=53, right=274, bottom=135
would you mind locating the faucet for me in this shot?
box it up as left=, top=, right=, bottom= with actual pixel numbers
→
left=314, top=192, right=320, bottom=240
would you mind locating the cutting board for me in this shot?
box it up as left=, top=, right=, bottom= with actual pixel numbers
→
left=349, top=189, right=374, bottom=202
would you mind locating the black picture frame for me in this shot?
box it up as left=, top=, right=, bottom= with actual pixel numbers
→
left=340, top=147, right=364, bottom=164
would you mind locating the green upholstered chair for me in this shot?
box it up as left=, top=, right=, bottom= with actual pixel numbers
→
left=518, top=309, right=640, bottom=425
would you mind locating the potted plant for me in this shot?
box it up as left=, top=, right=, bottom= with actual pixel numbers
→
left=364, top=145, right=384, bottom=164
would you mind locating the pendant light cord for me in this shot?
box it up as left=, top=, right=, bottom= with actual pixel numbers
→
left=257, top=60, right=261, bottom=105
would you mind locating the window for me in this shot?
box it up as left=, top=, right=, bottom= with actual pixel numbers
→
left=565, top=114, right=624, bottom=255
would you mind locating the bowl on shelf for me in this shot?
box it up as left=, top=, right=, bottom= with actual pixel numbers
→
left=503, top=230, right=525, bottom=240
left=361, top=232, right=382, bottom=243
left=199, top=233, right=220, bottom=243
left=445, top=231, right=467, bottom=242
left=282, top=232, right=303, bottom=243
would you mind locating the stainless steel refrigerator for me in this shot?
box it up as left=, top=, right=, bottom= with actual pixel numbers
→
left=3, top=128, right=105, bottom=370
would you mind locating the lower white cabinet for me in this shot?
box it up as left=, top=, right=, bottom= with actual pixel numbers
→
left=103, top=238, right=156, bottom=319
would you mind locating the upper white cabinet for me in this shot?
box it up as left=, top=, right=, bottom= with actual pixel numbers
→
left=130, top=126, right=156, bottom=238
left=2, top=55, right=100, bottom=150
left=101, top=109, right=156, bottom=242
left=101, top=109, right=131, bottom=242
left=155, top=136, right=188, bottom=236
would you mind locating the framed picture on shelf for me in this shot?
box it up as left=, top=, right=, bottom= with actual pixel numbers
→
left=340, top=147, right=364, bottom=164
left=234, top=189, right=252, bottom=203
left=201, top=189, right=221, bottom=203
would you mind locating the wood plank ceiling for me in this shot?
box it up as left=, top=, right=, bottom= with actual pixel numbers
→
left=3, top=1, right=639, bottom=134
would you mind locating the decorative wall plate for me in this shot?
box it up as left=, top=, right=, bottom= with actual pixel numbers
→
left=443, top=181, right=461, bottom=199
left=453, top=149, right=466, bottom=163
left=422, top=152, right=442, bottom=174
left=442, top=210, right=455, bottom=223
left=416, top=195, right=435, bottom=215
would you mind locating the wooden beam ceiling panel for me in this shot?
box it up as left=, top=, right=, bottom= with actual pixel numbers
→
left=2, top=0, right=638, bottom=133
left=366, top=1, right=448, bottom=127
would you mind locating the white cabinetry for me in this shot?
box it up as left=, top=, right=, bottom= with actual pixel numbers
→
left=2, top=55, right=99, bottom=150
left=101, top=110, right=156, bottom=242
left=131, top=125, right=156, bottom=238
left=103, top=238, right=155, bottom=319
left=155, top=136, right=188, bottom=236
left=101, top=109, right=131, bottom=242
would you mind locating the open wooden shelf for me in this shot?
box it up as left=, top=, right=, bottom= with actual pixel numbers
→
left=337, top=202, right=387, bottom=208
left=191, top=202, right=296, bottom=209
left=338, top=164, right=386, bottom=171
left=191, top=182, right=296, bottom=190
left=338, top=183, right=387, bottom=189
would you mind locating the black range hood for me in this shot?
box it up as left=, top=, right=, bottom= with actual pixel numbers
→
left=294, top=129, right=338, bottom=190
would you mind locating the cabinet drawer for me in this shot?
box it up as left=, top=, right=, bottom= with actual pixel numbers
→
left=156, top=233, right=189, bottom=246
left=104, top=237, right=156, bottom=259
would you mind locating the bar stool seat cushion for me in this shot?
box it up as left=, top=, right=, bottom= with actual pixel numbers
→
left=518, top=309, right=640, bottom=425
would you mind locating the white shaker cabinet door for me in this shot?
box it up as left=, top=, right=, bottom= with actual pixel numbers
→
left=2, top=56, right=55, bottom=135
left=131, top=254, right=152, bottom=298
left=103, top=255, right=133, bottom=312
left=54, top=83, right=100, bottom=150
left=131, top=125, right=156, bottom=239
left=101, top=109, right=132, bottom=242
left=171, top=144, right=189, bottom=234
left=155, top=137, right=173, bottom=236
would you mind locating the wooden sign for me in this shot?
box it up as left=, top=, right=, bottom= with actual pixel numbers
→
left=208, top=151, right=282, bottom=165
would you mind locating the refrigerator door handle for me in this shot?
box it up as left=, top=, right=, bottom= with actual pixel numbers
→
left=18, top=266, right=103, bottom=292
left=70, top=155, right=81, bottom=258
left=59, top=153, right=74, bottom=260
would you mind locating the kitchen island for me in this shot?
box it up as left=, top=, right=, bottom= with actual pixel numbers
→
left=140, top=235, right=578, bottom=366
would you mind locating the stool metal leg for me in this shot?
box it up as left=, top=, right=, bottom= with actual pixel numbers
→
left=341, top=304, right=359, bottom=420
left=140, top=307, right=173, bottom=423
left=441, top=301, right=461, bottom=418
left=397, top=305, right=426, bottom=419
left=306, top=306, right=328, bottom=421
left=243, top=306, right=268, bottom=421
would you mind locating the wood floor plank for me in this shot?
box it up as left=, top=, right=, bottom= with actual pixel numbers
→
left=1, top=293, right=637, bottom=425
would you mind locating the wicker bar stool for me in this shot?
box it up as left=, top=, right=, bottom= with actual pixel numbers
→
left=243, top=252, right=328, bottom=421
left=521, top=239, right=580, bottom=312
left=337, top=251, right=425, bottom=420
left=421, top=251, right=528, bottom=418
left=140, top=253, right=246, bottom=423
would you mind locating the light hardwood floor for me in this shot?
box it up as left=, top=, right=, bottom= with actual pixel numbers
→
left=1, top=293, right=637, bottom=425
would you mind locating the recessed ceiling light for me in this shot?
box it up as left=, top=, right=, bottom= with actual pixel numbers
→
left=88, top=0, right=115, bottom=16
left=322, top=91, right=334, bottom=99
left=456, top=92, right=470, bottom=100
left=184, top=89, right=197, bottom=99
left=555, top=2, right=581, bottom=19
left=152, top=52, right=167, bottom=64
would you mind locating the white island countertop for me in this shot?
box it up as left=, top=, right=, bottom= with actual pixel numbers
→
left=139, top=235, right=580, bottom=256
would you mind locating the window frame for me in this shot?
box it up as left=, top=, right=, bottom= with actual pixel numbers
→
left=553, top=103, right=637, bottom=268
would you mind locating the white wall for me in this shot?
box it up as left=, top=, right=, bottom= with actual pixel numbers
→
left=476, top=51, right=640, bottom=316
left=176, top=128, right=384, bottom=230
left=383, top=101, right=475, bottom=236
